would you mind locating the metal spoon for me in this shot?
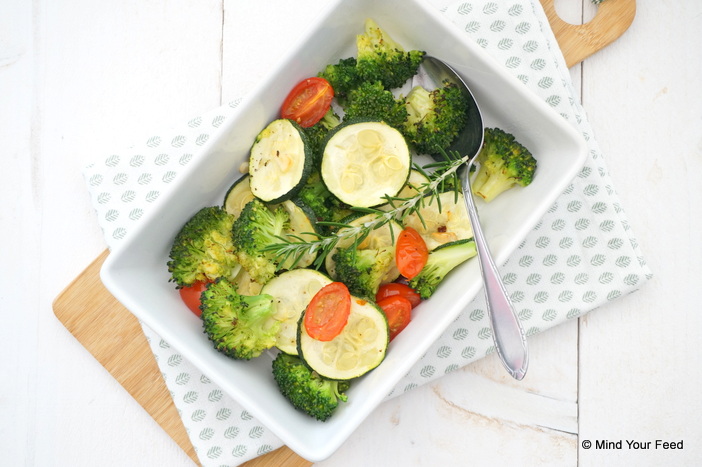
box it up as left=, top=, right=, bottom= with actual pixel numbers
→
left=415, top=56, right=529, bottom=380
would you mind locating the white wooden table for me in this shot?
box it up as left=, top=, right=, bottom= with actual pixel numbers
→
left=2, top=1, right=701, bottom=465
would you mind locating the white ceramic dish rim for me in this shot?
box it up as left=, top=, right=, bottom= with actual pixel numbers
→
left=101, top=0, right=588, bottom=461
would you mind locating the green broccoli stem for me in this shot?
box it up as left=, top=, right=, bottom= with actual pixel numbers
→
left=410, top=239, right=477, bottom=299
left=331, top=380, right=349, bottom=403
left=470, top=166, right=511, bottom=203
left=319, top=108, right=341, bottom=129
left=242, top=294, right=277, bottom=320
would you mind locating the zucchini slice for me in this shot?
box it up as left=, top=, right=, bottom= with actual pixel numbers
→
left=261, top=269, right=332, bottom=355
left=377, top=169, right=430, bottom=212
left=223, top=174, right=256, bottom=218
left=321, top=121, right=411, bottom=208
left=248, top=119, right=312, bottom=204
left=297, top=296, right=389, bottom=380
left=396, top=169, right=430, bottom=199
left=324, top=213, right=402, bottom=284
left=278, top=199, right=319, bottom=270
left=402, top=191, right=473, bottom=251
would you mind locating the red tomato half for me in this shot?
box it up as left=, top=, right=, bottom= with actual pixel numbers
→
left=376, top=283, right=422, bottom=308
left=280, top=77, right=334, bottom=128
left=179, top=281, right=209, bottom=317
left=304, top=282, right=351, bottom=342
left=377, top=295, right=412, bottom=341
left=395, top=227, right=429, bottom=280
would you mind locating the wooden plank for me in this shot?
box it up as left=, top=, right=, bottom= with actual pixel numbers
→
left=52, top=2, right=635, bottom=465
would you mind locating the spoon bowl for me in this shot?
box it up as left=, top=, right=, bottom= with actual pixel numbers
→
left=416, top=56, right=529, bottom=380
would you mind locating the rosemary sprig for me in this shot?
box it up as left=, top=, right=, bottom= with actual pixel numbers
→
left=263, top=151, right=470, bottom=269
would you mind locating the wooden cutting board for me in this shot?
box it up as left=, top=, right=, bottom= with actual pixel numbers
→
left=52, top=2, right=635, bottom=465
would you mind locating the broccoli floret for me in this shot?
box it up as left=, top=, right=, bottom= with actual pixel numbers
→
left=167, top=206, right=239, bottom=287
left=355, top=18, right=425, bottom=90
left=303, top=108, right=341, bottom=162
left=318, top=19, right=424, bottom=95
left=231, top=199, right=290, bottom=285
left=200, top=277, right=279, bottom=360
left=332, top=246, right=395, bottom=299
left=272, top=352, right=350, bottom=421
left=471, top=128, right=537, bottom=202
left=343, top=81, right=408, bottom=129
left=318, top=57, right=362, bottom=98
left=401, top=81, right=471, bottom=157
left=409, top=239, right=477, bottom=299
left=294, top=171, right=352, bottom=233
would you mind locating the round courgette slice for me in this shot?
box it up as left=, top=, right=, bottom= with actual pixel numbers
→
left=262, top=269, right=332, bottom=355
left=223, top=174, right=256, bottom=218
left=248, top=119, right=312, bottom=204
left=402, top=190, right=473, bottom=251
left=278, top=199, right=319, bottom=270
left=297, top=296, right=389, bottom=380
left=377, top=169, right=430, bottom=212
left=321, top=121, right=411, bottom=208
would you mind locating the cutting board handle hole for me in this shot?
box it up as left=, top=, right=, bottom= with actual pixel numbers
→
left=540, top=0, right=636, bottom=67
left=552, top=0, right=598, bottom=26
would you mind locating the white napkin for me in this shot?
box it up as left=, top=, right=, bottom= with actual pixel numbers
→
left=82, top=1, right=651, bottom=465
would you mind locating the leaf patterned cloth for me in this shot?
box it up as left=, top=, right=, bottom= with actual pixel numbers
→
left=82, top=1, right=651, bottom=465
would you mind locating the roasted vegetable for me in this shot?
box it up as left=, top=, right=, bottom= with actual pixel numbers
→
left=167, top=206, right=239, bottom=288
left=272, top=352, right=350, bottom=421
left=471, top=128, right=537, bottom=202
left=200, top=277, right=279, bottom=360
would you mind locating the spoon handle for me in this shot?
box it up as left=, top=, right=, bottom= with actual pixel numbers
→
left=461, top=170, right=529, bottom=380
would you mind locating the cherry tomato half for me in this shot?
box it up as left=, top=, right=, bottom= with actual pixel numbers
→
left=280, top=77, right=334, bottom=128
left=376, top=283, right=422, bottom=308
left=304, top=282, right=351, bottom=342
left=179, top=281, right=210, bottom=317
left=377, top=295, right=412, bottom=341
left=395, top=227, right=429, bottom=280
